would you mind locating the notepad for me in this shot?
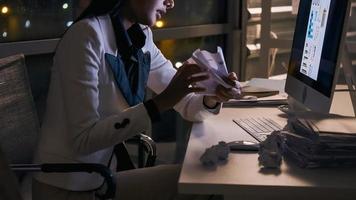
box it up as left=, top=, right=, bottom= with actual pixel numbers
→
left=241, top=85, right=279, bottom=98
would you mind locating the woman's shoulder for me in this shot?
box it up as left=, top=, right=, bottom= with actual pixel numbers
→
left=67, top=16, right=108, bottom=36
left=60, top=15, right=112, bottom=46
left=56, top=16, right=111, bottom=57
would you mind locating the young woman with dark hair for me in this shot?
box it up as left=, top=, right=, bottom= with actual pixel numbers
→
left=32, top=0, right=240, bottom=199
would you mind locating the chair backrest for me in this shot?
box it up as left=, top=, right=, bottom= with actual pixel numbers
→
left=0, top=54, right=39, bottom=169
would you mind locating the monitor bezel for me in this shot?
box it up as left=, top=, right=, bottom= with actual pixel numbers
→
left=285, top=0, right=351, bottom=113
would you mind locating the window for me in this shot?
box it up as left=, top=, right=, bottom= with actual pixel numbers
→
left=0, top=0, right=227, bottom=42
left=156, top=35, right=226, bottom=69
left=243, top=0, right=356, bottom=80
left=0, top=0, right=81, bottom=42
left=246, top=0, right=297, bottom=51
left=0, top=0, right=233, bottom=59
left=244, top=0, right=297, bottom=79
left=153, top=0, right=227, bottom=29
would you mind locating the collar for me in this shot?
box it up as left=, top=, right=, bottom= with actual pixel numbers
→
left=110, top=13, right=146, bottom=59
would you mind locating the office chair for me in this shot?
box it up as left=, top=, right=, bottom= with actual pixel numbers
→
left=0, top=54, right=156, bottom=199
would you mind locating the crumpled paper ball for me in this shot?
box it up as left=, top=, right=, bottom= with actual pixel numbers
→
left=258, top=131, right=285, bottom=169
left=200, top=141, right=230, bottom=166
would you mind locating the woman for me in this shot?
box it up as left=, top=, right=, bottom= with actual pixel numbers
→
left=33, top=0, right=240, bottom=199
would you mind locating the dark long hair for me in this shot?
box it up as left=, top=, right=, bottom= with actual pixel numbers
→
left=75, top=0, right=124, bottom=22
left=55, top=0, right=124, bottom=52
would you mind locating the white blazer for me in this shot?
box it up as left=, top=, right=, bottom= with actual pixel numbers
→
left=34, top=15, right=220, bottom=191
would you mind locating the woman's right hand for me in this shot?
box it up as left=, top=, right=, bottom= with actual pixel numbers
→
left=152, top=63, right=209, bottom=113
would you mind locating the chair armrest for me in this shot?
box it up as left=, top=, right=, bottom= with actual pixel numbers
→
left=11, top=163, right=115, bottom=199
left=126, top=133, right=156, bottom=167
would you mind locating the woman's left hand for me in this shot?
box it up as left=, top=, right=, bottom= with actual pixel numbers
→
left=203, top=72, right=242, bottom=108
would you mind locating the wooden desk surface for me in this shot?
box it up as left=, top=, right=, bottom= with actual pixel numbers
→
left=179, top=99, right=356, bottom=199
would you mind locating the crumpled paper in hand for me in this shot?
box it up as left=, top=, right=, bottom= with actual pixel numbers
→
left=187, top=47, right=241, bottom=98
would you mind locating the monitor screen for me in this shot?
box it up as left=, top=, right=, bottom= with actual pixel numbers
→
left=287, top=0, right=349, bottom=98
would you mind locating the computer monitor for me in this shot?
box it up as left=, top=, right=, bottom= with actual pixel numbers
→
left=285, top=0, right=351, bottom=113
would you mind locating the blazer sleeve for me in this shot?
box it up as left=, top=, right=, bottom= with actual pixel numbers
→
left=56, top=20, right=151, bottom=155
left=145, top=28, right=221, bottom=122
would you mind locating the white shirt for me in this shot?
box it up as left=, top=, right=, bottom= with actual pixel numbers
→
left=34, top=15, right=220, bottom=191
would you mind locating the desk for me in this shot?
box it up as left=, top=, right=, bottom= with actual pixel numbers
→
left=178, top=89, right=356, bottom=200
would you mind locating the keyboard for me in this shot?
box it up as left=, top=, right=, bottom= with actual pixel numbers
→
left=233, top=117, right=282, bottom=142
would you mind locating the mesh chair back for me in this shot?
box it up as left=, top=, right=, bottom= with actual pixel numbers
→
left=0, top=54, right=39, bottom=167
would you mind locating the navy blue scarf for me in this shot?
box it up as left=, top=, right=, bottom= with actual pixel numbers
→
left=105, top=13, right=151, bottom=106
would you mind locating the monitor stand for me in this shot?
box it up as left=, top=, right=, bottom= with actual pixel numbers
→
left=278, top=96, right=309, bottom=116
